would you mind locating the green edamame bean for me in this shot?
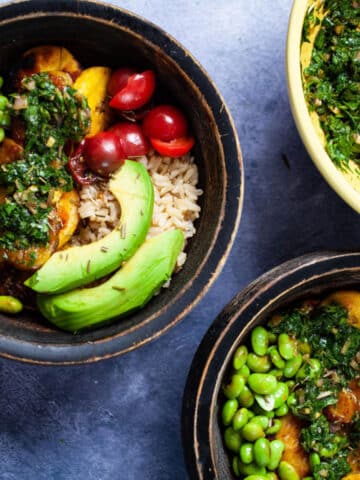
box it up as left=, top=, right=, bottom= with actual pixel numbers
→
left=284, top=354, right=303, bottom=378
left=278, top=461, right=300, bottom=480
left=287, top=393, right=297, bottom=407
left=248, top=373, right=278, bottom=395
left=238, top=385, right=255, bottom=408
left=252, top=403, right=275, bottom=418
left=250, top=415, right=269, bottom=430
left=251, top=326, right=269, bottom=356
left=222, top=399, right=238, bottom=426
left=296, top=358, right=322, bottom=381
left=303, top=477, right=314, bottom=480
left=268, top=382, right=289, bottom=409
left=309, top=452, right=320, bottom=469
left=278, top=333, right=296, bottom=360
left=267, top=473, right=279, bottom=480
left=253, top=438, right=270, bottom=467
left=255, top=394, right=275, bottom=412
left=268, top=346, right=285, bottom=369
left=0, top=295, right=23, bottom=314
left=0, top=76, right=4, bottom=89
left=247, top=409, right=255, bottom=419
left=0, top=127, right=5, bottom=143
left=224, top=426, right=242, bottom=452
left=243, top=475, right=268, bottom=480
left=238, top=461, right=266, bottom=476
left=240, top=443, right=254, bottom=464
left=247, top=353, right=272, bottom=373
left=298, top=341, right=311, bottom=354
left=0, top=95, right=8, bottom=110
left=233, top=345, right=248, bottom=370
left=275, top=403, right=289, bottom=416
left=232, top=456, right=240, bottom=477
left=223, top=374, right=245, bottom=399
left=0, top=110, right=10, bottom=128
left=268, top=440, right=285, bottom=470
left=286, top=380, right=295, bottom=391
left=233, top=407, right=249, bottom=431
left=238, top=364, right=251, bottom=379
left=269, top=369, right=283, bottom=379
left=242, top=422, right=265, bottom=442
left=265, top=419, right=282, bottom=435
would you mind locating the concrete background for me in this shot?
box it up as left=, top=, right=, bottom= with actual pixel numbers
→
left=1, top=0, right=360, bottom=479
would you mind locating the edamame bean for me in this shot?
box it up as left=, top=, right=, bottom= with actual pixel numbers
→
left=233, top=345, right=248, bottom=370
left=247, top=353, right=272, bottom=373
left=296, top=358, right=322, bottom=381
left=238, top=364, right=251, bottom=379
left=238, top=385, right=255, bottom=408
left=298, top=341, right=311, bottom=354
left=0, top=295, right=23, bottom=314
left=240, top=443, right=254, bottom=464
left=267, top=473, right=279, bottom=480
left=268, top=332, right=277, bottom=344
left=0, top=127, right=4, bottom=143
left=253, top=438, right=270, bottom=467
left=287, top=393, right=297, bottom=407
left=275, top=403, right=289, bottom=416
left=269, top=369, right=283, bottom=379
left=238, top=461, right=266, bottom=476
left=268, top=440, right=285, bottom=470
left=265, top=419, right=282, bottom=435
left=232, top=456, right=240, bottom=477
left=255, top=394, right=275, bottom=412
left=0, top=110, right=10, bottom=128
left=268, top=382, right=289, bottom=409
left=249, top=415, right=269, bottom=430
left=284, top=354, right=303, bottom=378
left=248, top=373, right=278, bottom=395
left=268, top=346, right=285, bottom=369
left=309, top=452, right=320, bottom=469
left=251, top=326, right=269, bottom=356
left=232, top=407, right=249, bottom=431
left=253, top=403, right=275, bottom=418
left=224, top=426, right=242, bottom=452
left=0, top=95, right=8, bottom=110
left=243, top=475, right=268, bottom=480
left=278, top=333, right=296, bottom=360
left=223, top=374, right=245, bottom=399
left=278, top=461, right=300, bottom=480
left=222, top=399, right=238, bottom=426
left=242, top=422, right=265, bottom=442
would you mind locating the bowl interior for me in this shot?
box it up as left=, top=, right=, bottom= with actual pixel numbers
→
left=0, top=3, right=242, bottom=363
left=183, top=252, right=360, bottom=479
left=286, top=0, right=360, bottom=213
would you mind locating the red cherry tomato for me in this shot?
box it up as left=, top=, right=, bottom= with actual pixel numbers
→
left=107, top=67, right=137, bottom=97
left=143, top=105, right=188, bottom=142
left=83, top=132, right=126, bottom=176
left=68, top=140, right=98, bottom=185
left=109, top=70, right=156, bottom=111
left=109, top=122, right=150, bottom=157
left=150, top=136, right=195, bottom=157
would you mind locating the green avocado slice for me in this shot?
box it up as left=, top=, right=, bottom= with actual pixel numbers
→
left=37, top=229, right=184, bottom=332
left=25, top=160, right=154, bottom=294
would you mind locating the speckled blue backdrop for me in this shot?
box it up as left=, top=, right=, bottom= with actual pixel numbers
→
left=1, top=0, right=360, bottom=479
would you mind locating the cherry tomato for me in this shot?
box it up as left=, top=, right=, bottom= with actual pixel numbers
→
left=109, top=70, right=155, bottom=111
left=150, top=136, right=195, bottom=157
left=83, top=132, right=126, bottom=176
left=107, top=67, right=137, bottom=97
left=109, top=121, right=150, bottom=157
left=143, top=105, right=188, bottom=142
left=68, top=140, right=98, bottom=185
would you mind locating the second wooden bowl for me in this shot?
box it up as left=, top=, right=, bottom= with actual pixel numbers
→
left=182, top=251, right=360, bottom=479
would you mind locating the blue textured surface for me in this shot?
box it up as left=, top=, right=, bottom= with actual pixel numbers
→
left=1, top=1, right=360, bottom=479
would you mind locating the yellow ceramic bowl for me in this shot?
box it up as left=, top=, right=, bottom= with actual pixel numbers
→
left=287, top=0, right=360, bottom=213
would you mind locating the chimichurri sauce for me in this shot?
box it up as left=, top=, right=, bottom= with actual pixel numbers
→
left=0, top=73, right=89, bottom=253
left=302, top=0, right=360, bottom=170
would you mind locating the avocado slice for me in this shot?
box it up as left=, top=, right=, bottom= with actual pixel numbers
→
left=25, top=160, right=154, bottom=294
left=37, top=229, right=184, bottom=332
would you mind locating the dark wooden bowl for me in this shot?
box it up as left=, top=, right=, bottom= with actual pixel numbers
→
left=0, top=0, right=243, bottom=364
left=182, top=252, right=360, bottom=479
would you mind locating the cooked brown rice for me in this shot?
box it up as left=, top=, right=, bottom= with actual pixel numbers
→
left=72, top=151, right=202, bottom=269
